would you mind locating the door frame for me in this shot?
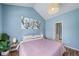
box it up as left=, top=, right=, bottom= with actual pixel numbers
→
left=55, top=22, right=62, bottom=41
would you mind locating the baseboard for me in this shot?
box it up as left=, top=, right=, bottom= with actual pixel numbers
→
left=64, top=45, right=79, bottom=52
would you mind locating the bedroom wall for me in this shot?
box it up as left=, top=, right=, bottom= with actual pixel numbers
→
left=45, top=8, right=79, bottom=49
left=0, top=4, right=2, bottom=33
left=2, top=4, right=45, bottom=41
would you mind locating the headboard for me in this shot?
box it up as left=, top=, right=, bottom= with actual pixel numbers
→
left=22, top=34, right=43, bottom=41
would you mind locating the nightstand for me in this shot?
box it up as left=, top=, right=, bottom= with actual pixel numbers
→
left=9, top=43, right=19, bottom=56
left=10, top=43, right=18, bottom=51
left=9, top=50, right=19, bottom=56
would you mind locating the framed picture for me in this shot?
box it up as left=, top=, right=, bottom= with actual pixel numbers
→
left=21, top=16, right=40, bottom=29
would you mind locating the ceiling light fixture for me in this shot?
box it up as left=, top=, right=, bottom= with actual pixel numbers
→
left=48, top=3, right=60, bottom=15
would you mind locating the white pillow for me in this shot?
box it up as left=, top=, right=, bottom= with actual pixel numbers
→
left=22, top=34, right=43, bottom=42
left=32, top=34, right=43, bottom=39
left=33, top=35, right=40, bottom=38
left=40, top=34, right=43, bottom=38
left=23, top=35, right=33, bottom=41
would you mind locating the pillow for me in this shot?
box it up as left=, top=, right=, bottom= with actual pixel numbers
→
left=23, top=35, right=33, bottom=41
left=33, top=35, right=41, bottom=38
left=33, top=34, right=43, bottom=39
left=40, top=34, right=43, bottom=38
left=22, top=34, right=43, bottom=42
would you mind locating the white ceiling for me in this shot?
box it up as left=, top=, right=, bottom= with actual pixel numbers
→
left=5, top=3, right=79, bottom=20
left=5, top=3, right=35, bottom=7
left=33, top=3, right=79, bottom=20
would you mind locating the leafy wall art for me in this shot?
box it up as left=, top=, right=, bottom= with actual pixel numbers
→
left=21, top=16, right=41, bottom=29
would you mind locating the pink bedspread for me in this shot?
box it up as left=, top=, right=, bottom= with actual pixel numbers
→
left=19, top=39, right=64, bottom=56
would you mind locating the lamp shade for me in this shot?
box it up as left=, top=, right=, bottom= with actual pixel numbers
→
left=12, top=37, right=17, bottom=43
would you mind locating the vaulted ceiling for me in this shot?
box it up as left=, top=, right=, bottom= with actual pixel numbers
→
left=5, top=3, right=79, bottom=20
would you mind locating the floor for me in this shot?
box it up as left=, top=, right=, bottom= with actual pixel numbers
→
left=9, top=50, right=19, bottom=56
left=63, top=47, right=79, bottom=56
left=8, top=47, right=79, bottom=56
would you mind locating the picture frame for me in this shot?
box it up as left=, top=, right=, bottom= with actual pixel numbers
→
left=21, top=16, right=40, bottom=29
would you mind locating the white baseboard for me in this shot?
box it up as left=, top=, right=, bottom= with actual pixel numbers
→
left=64, top=45, right=79, bottom=51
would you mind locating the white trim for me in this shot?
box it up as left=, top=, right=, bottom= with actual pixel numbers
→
left=64, top=45, right=79, bottom=52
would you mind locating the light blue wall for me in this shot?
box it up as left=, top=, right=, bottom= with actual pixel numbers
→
left=45, top=8, right=79, bottom=49
left=0, top=4, right=2, bottom=33
left=2, top=4, right=45, bottom=41
left=2, top=4, right=79, bottom=49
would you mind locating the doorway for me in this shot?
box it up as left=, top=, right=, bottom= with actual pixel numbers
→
left=55, top=23, right=62, bottom=41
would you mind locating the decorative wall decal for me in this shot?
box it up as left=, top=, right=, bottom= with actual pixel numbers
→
left=21, top=16, right=41, bottom=29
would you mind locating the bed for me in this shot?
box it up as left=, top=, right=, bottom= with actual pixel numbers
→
left=17, top=35, right=65, bottom=56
